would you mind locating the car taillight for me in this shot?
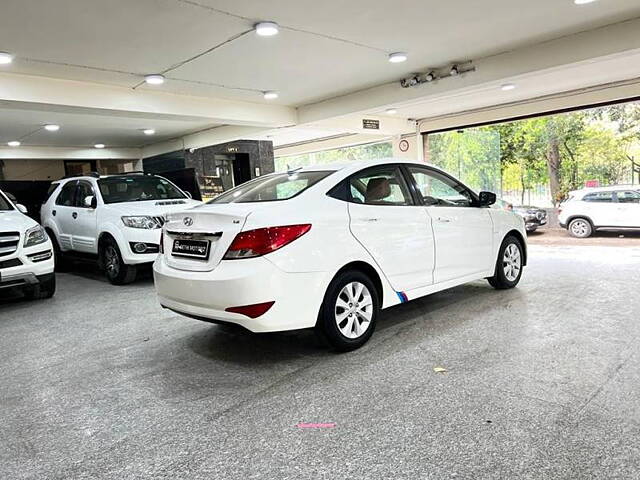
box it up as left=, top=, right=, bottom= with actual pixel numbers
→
left=225, top=301, right=275, bottom=318
left=223, top=224, right=311, bottom=259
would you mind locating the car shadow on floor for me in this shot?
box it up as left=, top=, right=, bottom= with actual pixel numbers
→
left=56, top=259, right=154, bottom=285
left=185, top=281, right=507, bottom=365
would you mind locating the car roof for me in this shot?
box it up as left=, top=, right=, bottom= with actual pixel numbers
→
left=281, top=158, right=451, bottom=175
left=570, top=184, right=640, bottom=196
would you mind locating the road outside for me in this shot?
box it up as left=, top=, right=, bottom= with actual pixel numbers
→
left=527, top=208, right=640, bottom=247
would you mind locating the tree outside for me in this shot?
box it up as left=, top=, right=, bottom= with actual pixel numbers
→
left=427, top=102, right=640, bottom=206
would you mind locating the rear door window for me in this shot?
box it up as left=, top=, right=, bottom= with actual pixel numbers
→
left=348, top=167, right=413, bottom=206
left=582, top=191, right=614, bottom=203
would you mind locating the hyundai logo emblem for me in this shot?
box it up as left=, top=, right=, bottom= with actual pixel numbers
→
left=183, top=217, right=193, bottom=226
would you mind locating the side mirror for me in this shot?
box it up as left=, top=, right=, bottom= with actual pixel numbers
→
left=16, top=203, right=28, bottom=214
left=6, top=192, right=17, bottom=202
left=84, top=195, right=97, bottom=209
left=478, top=191, right=497, bottom=207
left=184, top=191, right=193, bottom=199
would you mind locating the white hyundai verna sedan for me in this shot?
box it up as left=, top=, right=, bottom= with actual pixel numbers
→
left=154, top=159, right=527, bottom=351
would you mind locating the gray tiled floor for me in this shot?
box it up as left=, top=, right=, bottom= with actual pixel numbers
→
left=1, top=245, right=639, bottom=479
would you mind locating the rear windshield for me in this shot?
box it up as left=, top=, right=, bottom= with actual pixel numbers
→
left=0, top=192, right=13, bottom=211
left=209, top=171, right=332, bottom=204
left=98, top=176, right=186, bottom=204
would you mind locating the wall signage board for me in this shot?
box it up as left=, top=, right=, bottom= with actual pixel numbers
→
left=200, top=175, right=225, bottom=198
left=362, top=119, right=380, bottom=130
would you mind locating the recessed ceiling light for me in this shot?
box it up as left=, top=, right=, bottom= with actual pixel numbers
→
left=501, top=83, right=516, bottom=91
left=143, top=128, right=156, bottom=135
left=144, top=74, right=165, bottom=85
left=94, top=143, right=105, bottom=149
left=574, top=0, right=597, bottom=4
left=386, top=108, right=397, bottom=115
left=7, top=140, right=20, bottom=147
left=263, top=91, right=278, bottom=100
left=255, top=22, right=279, bottom=36
left=0, top=52, right=13, bottom=65
left=388, top=52, right=408, bottom=63
left=44, top=124, right=60, bottom=132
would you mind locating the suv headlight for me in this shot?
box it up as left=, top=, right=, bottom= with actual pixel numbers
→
left=121, top=216, right=161, bottom=229
left=24, top=225, right=48, bottom=248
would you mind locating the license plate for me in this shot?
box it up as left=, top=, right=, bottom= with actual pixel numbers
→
left=172, top=239, right=210, bottom=259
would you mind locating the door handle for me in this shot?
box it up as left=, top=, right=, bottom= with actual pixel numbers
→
left=365, top=218, right=380, bottom=222
left=72, top=212, right=78, bottom=219
left=437, top=217, right=451, bottom=223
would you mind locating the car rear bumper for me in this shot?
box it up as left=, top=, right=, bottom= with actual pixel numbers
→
left=153, top=255, right=331, bottom=333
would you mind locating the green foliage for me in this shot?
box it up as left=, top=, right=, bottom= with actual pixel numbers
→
left=429, top=104, right=638, bottom=204
left=428, top=128, right=500, bottom=191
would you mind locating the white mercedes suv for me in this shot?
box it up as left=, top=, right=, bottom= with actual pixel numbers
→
left=154, top=159, right=527, bottom=351
left=0, top=189, right=55, bottom=299
left=41, top=173, right=200, bottom=284
left=558, top=185, right=640, bottom=238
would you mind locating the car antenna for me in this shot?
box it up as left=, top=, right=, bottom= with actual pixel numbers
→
left=287, top=165, right=303, bottom=175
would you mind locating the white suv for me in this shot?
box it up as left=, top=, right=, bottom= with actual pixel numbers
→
left=0, top=189, right=55, bottom=299
left=41, top=173, right=200, bottom=284
left=558, top=185, right=640, bottom=238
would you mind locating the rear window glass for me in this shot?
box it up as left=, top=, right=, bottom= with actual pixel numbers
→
left=209, top=171, right=332, bottom=204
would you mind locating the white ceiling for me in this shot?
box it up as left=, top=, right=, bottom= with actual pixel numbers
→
left=1, top=0, right=640, bottom=151
left=1, top=0, right=639, bottom=106
left=0, top=105, right=218, bottom=148
left=370, top=50, right=640, bottom=121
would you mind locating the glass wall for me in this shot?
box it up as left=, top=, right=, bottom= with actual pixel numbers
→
left=275, top=141, right=392, bottom=172
left=426, top=101, right=640, bottom=207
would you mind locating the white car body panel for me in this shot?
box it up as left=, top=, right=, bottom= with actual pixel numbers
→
left=0, top=190, right=55, bottom=290
left=41, top=176, right=201, bottom=265
left=558, top=185, right=640, bottom=231
left=154, top=159, right=527, bottom=333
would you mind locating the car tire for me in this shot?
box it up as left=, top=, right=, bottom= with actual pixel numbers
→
left=25, top=275, right=56, bottom=300
left=568, top=218, right=592, bottom=238
left=316, top=270, right=380, bottom=352
left=100, top=237, right=137, bottom=285
left=487, top=235, right=524, bottom=290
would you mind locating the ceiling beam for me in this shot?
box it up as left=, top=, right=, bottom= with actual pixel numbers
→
left=141, top=125, right=269, bottom=158
left=0, top=72, right=297, bottom=127
left=297, top=17, right=640, bottom=124
left=0, top=146, right=140, bottom=160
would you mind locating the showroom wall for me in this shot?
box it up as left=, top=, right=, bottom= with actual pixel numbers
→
left=0, top=158, right=65, bottom=181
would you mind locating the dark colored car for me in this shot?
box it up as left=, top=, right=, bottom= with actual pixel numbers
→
left=513, top=206, right=548, bottom=232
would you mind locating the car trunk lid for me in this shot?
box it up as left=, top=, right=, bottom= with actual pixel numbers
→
left=162, top=203, right=255, bottom=272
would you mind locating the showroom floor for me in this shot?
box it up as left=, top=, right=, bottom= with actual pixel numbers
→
left=1, top=245, right=639, bottom=479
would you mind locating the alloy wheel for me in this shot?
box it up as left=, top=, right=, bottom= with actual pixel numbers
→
left=503, top=243, right=521, bottom=282
left=570, top=220, right=589, bottom=237
left=335, top=281, right=373, bottom=339
left=105, top=245, right=120, bottom=277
